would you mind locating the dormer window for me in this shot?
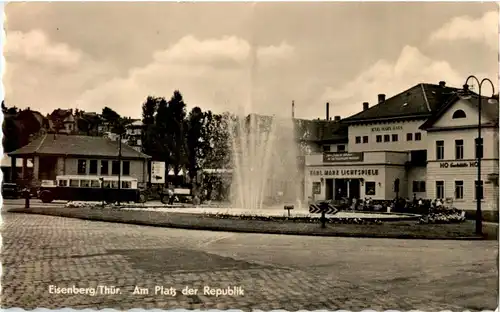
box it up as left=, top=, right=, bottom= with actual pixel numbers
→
left=452, top=109, right=466, bottom=119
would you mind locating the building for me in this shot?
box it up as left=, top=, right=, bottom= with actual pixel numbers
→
left=124, top=120, right=145, bottom=152
left=7, top=133, right=151, bottom=187
left=48, top=109, right=77, bottom=133
left=305, top=81, right=499, bottom=215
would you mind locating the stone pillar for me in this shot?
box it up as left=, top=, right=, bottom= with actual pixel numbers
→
left=22, top=158, right=28, bottom=179
left=10, top=156, right=16, bottom=182
left=33, top=156, right=40, bottom=181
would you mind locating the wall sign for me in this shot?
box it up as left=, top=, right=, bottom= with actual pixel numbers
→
left=323, top=152, right=364, bottom=163
left=312, top=182, right=321, bottom=195
left=439, top=161, right=478, bottom=168
left=310, top=169, right=379, bottom=177
left=371, top=125, right=403, bottom=132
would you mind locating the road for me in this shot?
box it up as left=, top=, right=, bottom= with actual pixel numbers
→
left=1, top=199, right=498, bottom=310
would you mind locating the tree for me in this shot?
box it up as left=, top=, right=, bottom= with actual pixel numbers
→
left=141, top=96, right=160, bottom=157
left=166, top=90, right=187, bottom=177
left=186, top=106, right=204, bottom=184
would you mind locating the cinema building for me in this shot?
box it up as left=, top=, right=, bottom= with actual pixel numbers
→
left=304, top=81, right=499, bottom=216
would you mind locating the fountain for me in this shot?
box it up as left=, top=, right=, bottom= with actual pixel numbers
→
left=229, top=113, right=303, bottom=211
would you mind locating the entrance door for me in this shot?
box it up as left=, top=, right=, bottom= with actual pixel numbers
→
left=335, top=179, right=348, bottom=200
left=325, top=179, right=334, bottom=200
left=349, top=179, right=361, bottom=199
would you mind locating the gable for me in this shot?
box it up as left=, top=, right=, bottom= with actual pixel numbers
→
left=433, top=99, right=496, bottom=128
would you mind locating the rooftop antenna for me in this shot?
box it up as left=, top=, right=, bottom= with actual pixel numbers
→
left=292, top=100, right=295, bottom=118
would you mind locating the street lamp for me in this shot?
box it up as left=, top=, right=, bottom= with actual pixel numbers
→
left=462, top=75, right=497, bottom=236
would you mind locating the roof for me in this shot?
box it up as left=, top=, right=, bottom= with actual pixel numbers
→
left=243, top=113, right=348, bottom=143
left=343, top=83, right=461, bottom=123
left=294, top=118, right=348, bottom=142
left=419, top=93, right=499, bottom=130
left=7, top=133, right=151, bottom=159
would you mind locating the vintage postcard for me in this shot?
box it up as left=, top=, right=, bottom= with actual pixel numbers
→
left=1, top=2, right=498, bottom=311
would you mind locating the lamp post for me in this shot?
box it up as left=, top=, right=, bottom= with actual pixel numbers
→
left=462, top=75, right=497, bottom=236
left=117, top=131, right=122, bottom=206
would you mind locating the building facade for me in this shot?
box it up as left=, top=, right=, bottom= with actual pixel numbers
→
left=305, top=81, right=499, bottom=214
left=8, top=133, right=151, bottom=187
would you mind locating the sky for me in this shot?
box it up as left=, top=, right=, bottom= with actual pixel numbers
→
left=3, top=2, right=499, bottom=120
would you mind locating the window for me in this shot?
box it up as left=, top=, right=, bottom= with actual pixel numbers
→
left=455, top=139, right=464, bottom=160
left=452, top=109, right=466, bottom=119
left=436, top=140, right=445, bottom=160
left=77, top=159, right=87, bottom=174
left=337, top=145, right=346, bottom=152
left=383, top=134, right=390, bottom=142
left=376, top=135, right=382, bottom=143
left=58, top=180, right=68, bottom=187
left=111, top=181, right=119, bottom=188
left=475, top=137, right=483, bottom=159
left=101, top=160, right=109, bottom=175
left=81, top=180, right=90, bottom=188
left=355, top=136, right=361, bottom=144
left=112, top=161, right=120, bottom=175
left=89, top=160, right=98, bottom=174
left=455, top=181, right=464, bottom=199
left=90, top=180, right=100, bottom=188
left=475, top=180, right=484, bottom=200
left=323, top=145, right=331, bottom=152
left=415, top=132, right=422, bottom=141
left=365, top=182, right=376, bottom=196
left=70, top=179, right=79, bottom=187
left=103, top=181, right=111, bottom=188
left=436, top=181, right=444, bottom=199
left=122, top=161, right=130, bottom=176
left=412, top=181, right=426, bottom=193
left=391, top=134, right=398, bottom=142
left=122, top=181, right=132, bottom=189
left=362, top=136, right=368, bottom=143
left=406, top=133, right=413, bottom=141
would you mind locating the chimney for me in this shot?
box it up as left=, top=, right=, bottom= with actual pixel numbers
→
left=439, top=81, right=446, bottom=87
left=326, top=102, right=330, bottom=120
left=334, top=116, right=341, bottom=121
left=292, top=100, right=295, bottom=118
left=363, top=102, right=369, bottom=111
left=378, top=94, right=386, bottom=104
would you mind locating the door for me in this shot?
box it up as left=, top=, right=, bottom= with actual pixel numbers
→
left=325, top=179, right=334, bottom=200
left=335, top=179, right=347, bottom=200
left=349, top=179, right=361, bottom=199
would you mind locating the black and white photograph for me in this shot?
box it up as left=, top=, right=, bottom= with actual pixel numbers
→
left=1, top=2, right=499, bottom=310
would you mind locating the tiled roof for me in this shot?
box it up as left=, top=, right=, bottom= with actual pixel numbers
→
left=8, top=133, right=150, bottom=159
left=343, top=83, right=460, bottom=123
left=294, top=119, right=348, bottom=142
left=420, top=94, right=499, bottom=130
left=243, top=113, right=347, bottom=143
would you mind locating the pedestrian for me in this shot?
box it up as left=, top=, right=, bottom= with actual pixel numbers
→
left=167, top=187, right=174, bottom=205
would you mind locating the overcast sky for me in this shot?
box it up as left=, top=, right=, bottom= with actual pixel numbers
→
left=4, top=2, right=499, bottom=120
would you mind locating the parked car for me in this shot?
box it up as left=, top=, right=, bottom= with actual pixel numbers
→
left=1, top=183, right=20, bottom=199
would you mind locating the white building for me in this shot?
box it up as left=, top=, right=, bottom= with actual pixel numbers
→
left=304, top=81, right=499, bottom=216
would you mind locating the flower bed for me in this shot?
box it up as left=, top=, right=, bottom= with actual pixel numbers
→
left=418, top=208, right=466, bottom=224
left=203, top=213, right=384, bottom=225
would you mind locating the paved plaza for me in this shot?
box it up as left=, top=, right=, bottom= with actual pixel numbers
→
left=1, top=200, right=498, bottom=310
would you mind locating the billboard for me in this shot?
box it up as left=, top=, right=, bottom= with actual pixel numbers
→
left=323, top=152, right=364, bottom=163
left=151, top=161, right=166, bottom=184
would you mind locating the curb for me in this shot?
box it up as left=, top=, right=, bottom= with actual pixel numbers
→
left=7, top=208, right=489, bottom=241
